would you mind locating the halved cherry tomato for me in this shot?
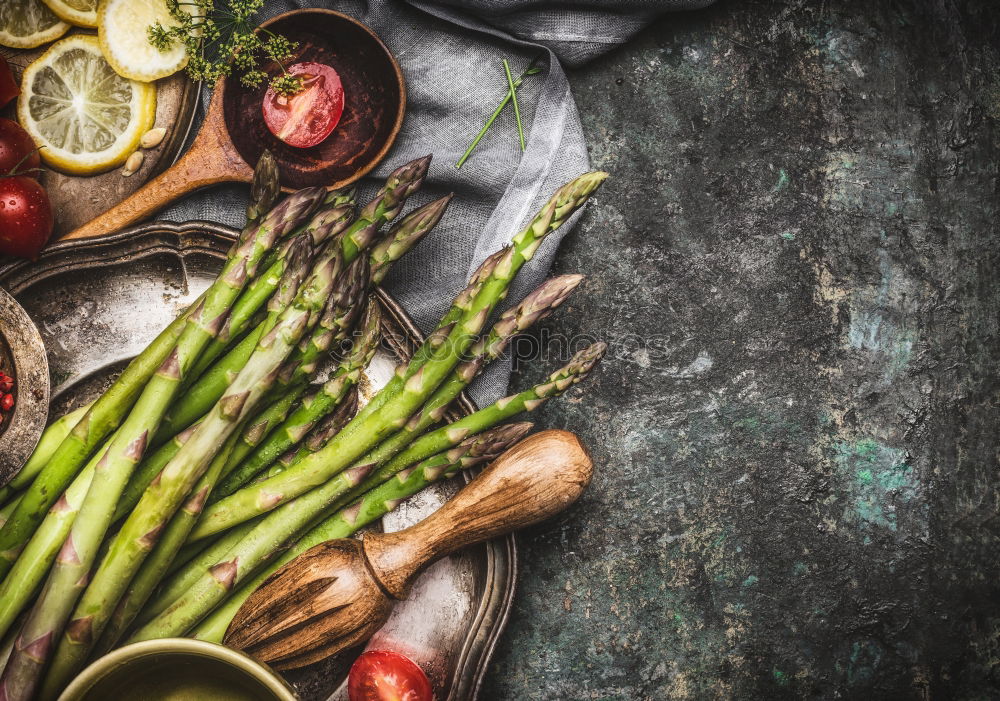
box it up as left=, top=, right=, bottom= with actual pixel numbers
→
left=347, top=650, right=432, bottom=701
left=0, top=58, right=18, bottom=110
left=0, top=119, right=40, bottom=177
left=262, top=62, right=345, bottom=148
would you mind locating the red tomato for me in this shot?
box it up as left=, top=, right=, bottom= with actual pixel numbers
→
left=0, top=175, right=53, bottom=259
left=0, top=58, right=18, bottom=109
left=262, top=62, right=345, bottom=148
left=348, top=650, right=432, bottom=701
left=0, top=119, right=40, bottom=177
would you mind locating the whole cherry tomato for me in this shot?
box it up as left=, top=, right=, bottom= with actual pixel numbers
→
left=0, top=119, right=40, bottom=177
left=262, top=62, right=345, bottom=148
left=0, top=58, right=18, bottom=109
left=347, top=650, right=432, bottom=701
left=0, top=174, right=53, bottom=259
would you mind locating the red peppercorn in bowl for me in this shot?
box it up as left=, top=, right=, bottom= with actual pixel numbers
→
left=0, top=288, right=48, bottom=484
left=0, top=340, right=15, bottom=421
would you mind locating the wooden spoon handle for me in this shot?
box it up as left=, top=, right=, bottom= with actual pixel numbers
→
left=363, top=430, right=593, bottom=599
left=63, top=80, right=253, bottom=240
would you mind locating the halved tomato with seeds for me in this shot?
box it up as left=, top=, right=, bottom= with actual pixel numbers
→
left=347, top=650, right=432, bottom=701
left=262, top=62, right=345, bottom=149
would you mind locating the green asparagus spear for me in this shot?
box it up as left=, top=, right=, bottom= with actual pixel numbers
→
left=191, top=423, right=531, bottom=643
left=337, top=156, right=431, bottom=265
left=284, top=191, right=451, bottom=388
left=0, top=158, right=288, bottom=570
left=183, top=194, right=356, bottom=387
left=0, top=403, right=90, bottom=506
left=111, top=420, right=201, bottom=525
left=38, top=223, right=338, bottom=698
left=207, top=271, right=580, bottom=529
left=209, top=293, right=379, bottom=503
left=288, top=255, right=370, bottom=386
left=344, top=171, right=604, bottom=449
left=92, top=421, right=250, bottom=654
left=153, top=157, right=430, bottom=444
left=349, top=246, right=505, bottom=433
left=0, top=153, right=284, bottom=515
left=0, top=496, right=22, bottom=530
left=245, top=149, right=279, bottom=225
left=292, top=157, right=436, bottom=363
left=116, top=374, right=307, bottom=525
left=0, top=309, right=187, bottom=573
left=139, top=519, right=261, bottom=627
left=194, top=173, right=606, bottom=534
left=129, top=343, right=604, bottom=640
left=305, top=388, right=360, bottom=452
left=160, top=216, right=350, bottom=440
left=0, top=612, right=21, bottom=678
left=381, top=273, right=583, bottom=453
left=369, top=194, right=453, bottom=285
left=342, top=341, right=608, bottom=522
left=216, top=383, right=307, bottom=482
left=0, top=448, right=99, bottom=643
left=0, top=187, right=326, bottom=701
left=0, top=430, right=127, bottom=642
left=266, top=386, right=360, bottom=478
left=258, top=385, right=360, bottom=485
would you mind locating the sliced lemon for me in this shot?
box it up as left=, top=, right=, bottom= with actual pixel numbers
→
left=17, top=34, right=157, bottom=175
left=99, top=0, right=193, bottom=82
left=41, top=0, right=98, bottom=29
left=0, top=0, right=70, bottom=49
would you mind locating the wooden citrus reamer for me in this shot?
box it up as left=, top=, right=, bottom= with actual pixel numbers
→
left=224, top=430, right=593, bottom=669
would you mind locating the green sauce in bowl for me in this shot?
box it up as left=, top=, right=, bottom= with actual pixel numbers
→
left=57, top=639, right=296, bottom=701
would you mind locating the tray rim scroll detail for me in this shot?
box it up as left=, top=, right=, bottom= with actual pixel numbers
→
left=0, top=220, right=516, bottom=701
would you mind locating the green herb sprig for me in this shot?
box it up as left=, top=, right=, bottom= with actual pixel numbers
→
left=149, top=0, right=303, bottom=95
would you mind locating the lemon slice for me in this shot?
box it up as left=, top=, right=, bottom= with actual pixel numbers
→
left=0, top=0, right=70, bottom=49
left=41, top=0, right=98, bottom=29
left=17, top=34, right=157, bottom=175
left=99, top=0, right=193, bottom=82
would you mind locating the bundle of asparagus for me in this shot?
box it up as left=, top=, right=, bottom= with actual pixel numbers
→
left=0, top=151, right=608, bottom=700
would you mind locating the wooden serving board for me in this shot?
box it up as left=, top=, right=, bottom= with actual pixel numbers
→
left=1, top=32, right=200, bottom=238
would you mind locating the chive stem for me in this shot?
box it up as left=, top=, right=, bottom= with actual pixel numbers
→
left=503, top=59, right=526, bottom=152
left=455, top=60, right=541, bottom=169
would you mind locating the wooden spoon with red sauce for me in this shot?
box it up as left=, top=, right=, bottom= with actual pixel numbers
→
left=63, top=8, right=404, bottom=240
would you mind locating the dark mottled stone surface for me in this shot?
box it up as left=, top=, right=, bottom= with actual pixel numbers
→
left=481, top=0, right=999, bottom=699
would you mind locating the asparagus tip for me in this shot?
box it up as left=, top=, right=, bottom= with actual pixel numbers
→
left=567, top=342, right=607, bottom=377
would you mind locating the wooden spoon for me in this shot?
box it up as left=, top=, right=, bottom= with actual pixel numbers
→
left=64, top=8, right=405, bottom=241
left=224, top=430, right=593, bottom=670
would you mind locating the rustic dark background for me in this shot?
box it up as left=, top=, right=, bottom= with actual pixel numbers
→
left=482, top=0, right=1000, bottom=698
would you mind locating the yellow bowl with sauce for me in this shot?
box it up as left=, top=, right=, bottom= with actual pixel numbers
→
left=57, top=639, right=297, bottom=701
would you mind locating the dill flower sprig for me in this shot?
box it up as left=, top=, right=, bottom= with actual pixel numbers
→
left=149, top=0, right=303, bottom=95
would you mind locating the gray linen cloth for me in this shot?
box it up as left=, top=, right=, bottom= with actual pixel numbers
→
left=164, top=0, right=711, bottom=404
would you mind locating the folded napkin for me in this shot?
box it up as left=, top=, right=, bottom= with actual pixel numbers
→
left=164, top=0, right=712, bottom=404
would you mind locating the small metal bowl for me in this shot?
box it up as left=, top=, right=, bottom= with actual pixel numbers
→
left=0, top=286, right=49, bottom=485
left=57, top=639, right=298, bottom=701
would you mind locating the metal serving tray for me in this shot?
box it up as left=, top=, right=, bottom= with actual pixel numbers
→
left=0, top=222, right=516, bottom=701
